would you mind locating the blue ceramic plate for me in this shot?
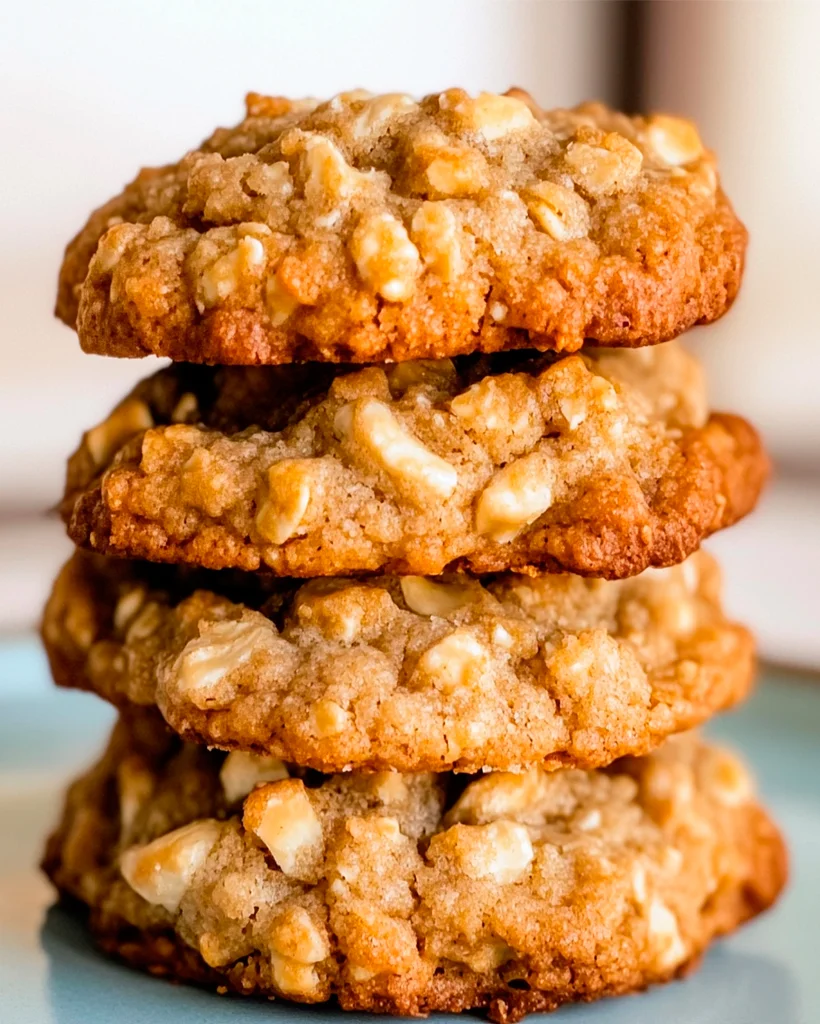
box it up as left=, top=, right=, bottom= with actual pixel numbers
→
left=1, top=637, right=817, bottom=1024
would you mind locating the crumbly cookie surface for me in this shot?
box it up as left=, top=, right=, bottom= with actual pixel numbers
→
left=44, top=715, right=786, bottom=1021
left=43, top=550, right=754, bottom=773
left=56, top=89, right=746, bottom=364
left=62, top=344, right=768, bottom=579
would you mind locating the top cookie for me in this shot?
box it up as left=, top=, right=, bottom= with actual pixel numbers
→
left=56, top=89, right=746, bottom=365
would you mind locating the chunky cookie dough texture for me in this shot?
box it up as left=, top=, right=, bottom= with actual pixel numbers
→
left=43, top=550, right=754, bottom=773
left=62, top=343, right=768, bottom=579
left=56, top=89, right=746, bottom=365
left=44, top=715, right=786, bottom=1021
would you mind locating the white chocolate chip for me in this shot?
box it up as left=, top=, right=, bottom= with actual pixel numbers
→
left=113, top=585, right=149, bottom=634
left=120, top=819, right=221, bottom=912
left=410, top=202, right=463, bottom=281
left=454, top=820, right=534, bottom=884
left=524, top=180, right=590, bottom=241
left=647, top=897, right=687, bottom=970
left=271, top=955, right=321, bottom=998
left=414, top=629, right=489, bottom=694
left=270, top=906, right=329, bottom=963
left=446, top=91, right=536, bottom=141
left=173, top=618, right=277, bottom=709
left=348, top=963, right=378, bottom=982
left=566, top=132, right=643, bottom=196
left=219, top=751, right=289, bottom=804
left=448, top=769, right=544, bottom=823
left=400, top=577, right=476, bottom=617
left=255, top=459, right=314, bottom=545
left=351, top=93, right=417, bottom=139
left=243, top=779, right=323, bottom=881
left=116, top=756, right=155, bottom=838
left=85, top=398, right=154, bottom=469
left=386, top=358, right=456, bottom=393
left=475, top=452, right=554, bottom=543
left=311, top=698, right=351, bottom=738
left=632, top=862, right=648, bottom=905
left=170, top=392, right=199, bottom=424
left=335, top=397, right=457, bottom=501
left=703, top=749, right=754, bottom=808
left=646, top=114, right=704, bottom=166
left=93, top=222, right=135, bottom=274
left=576, top=808, right=602, bottom=832
left=349, top=212, right=421, bottom=301
left=294, top=133, right=374, bottom=224
left=199, top=235, right=266, bottom=307
left=265, top=272, right=301, bottom=326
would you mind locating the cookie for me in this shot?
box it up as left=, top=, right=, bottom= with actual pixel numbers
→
left=43, top=713, right=786, bottom=1021
left=62, top=343, right=768, bottom=579
left=43, top=550, right=754, bottom=773
left=56, top=89, right=746, bottom=365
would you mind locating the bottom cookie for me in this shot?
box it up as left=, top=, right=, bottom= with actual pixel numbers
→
left=43, top=712, right=786, bottom=1021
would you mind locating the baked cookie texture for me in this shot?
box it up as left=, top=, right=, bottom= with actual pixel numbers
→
left=56, top=89, right=746, bottom=365
left=43, top=714, right=786, bottom=1022
left=62, top=343, right=768, bottom=579
left=43, top=550, right=755, bottom=773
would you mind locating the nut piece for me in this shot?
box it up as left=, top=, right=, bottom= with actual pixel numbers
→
left=173, top=618, right=277, bottom=709
left=256, top=459, right=314, bottom=545
left=85, top=398, right=154, bottom=469
left=475, top=452, right=554, bottom=543
left=400, top=576, right=476, bottom=617
left=243, top=779, right=324, bottom=881
left=565, top=131, right=643, bottom=196
left=524, top=181, right=590, bottom=241
left=415, top=629, right=489, bottom=694
left=199, top=235, right=266, bottom=307
left=120, top=819, right=221, bottom=912
left=349, top=212, right=421, bottom=301
left=449, top=820, right=534, bottom=884
left=269, top=906, right=329, bottom=997
left=335, top=397, right=457, bottom=501
left=410, top=202, right=463, bottom=281
left=219, top=751, right=289, bottom=804
left=444, top=90, right=536, bottom=141
left=646, top=114, right=704, bottom=166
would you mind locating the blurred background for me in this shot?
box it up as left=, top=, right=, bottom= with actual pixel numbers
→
left=1, top=0, right=817, bottom=667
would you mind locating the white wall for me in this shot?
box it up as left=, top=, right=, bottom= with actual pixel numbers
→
left=0, top=0, right=618, bottom=512
left=644, top=2, right=820, bottom=471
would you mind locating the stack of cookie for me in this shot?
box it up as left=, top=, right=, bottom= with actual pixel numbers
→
left=42, top=89, right=786, bottom=1019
